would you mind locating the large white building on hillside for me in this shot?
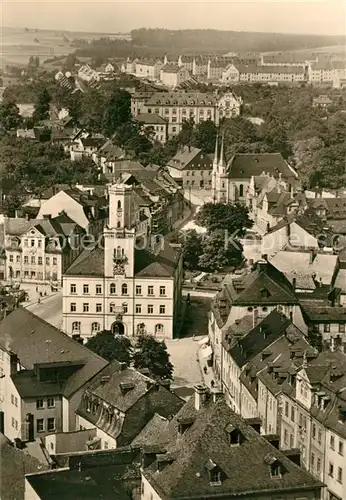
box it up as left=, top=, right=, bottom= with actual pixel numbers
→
left=62, top=182, right=183, bottom=340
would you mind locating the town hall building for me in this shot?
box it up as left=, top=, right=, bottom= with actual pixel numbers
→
left=62, top=182, right=183, bottom=340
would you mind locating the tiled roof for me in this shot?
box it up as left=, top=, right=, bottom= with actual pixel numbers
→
left=269, top=251, right=338, bottom=290
left=302, top=305, right=346, bottom=323
left=161, top=64, right=181, bottom=73
left=26, top=447, right=141, bottom=500
left=225, top=260, right=298, bottom=306
left=0, top=307, right=107, bottom=398
left=131, top=413, right=169, bottom=446
left=135, top=113, right=167, bottom=125
left=265, top=208, right=329, bottom=236
left=77, top=361, right=184, bottom=444
left=167, top=146, right=213, bottom=171
left=227, top=153, right=297, bottom=180
left=146, top=91, right=217, bottom=107
left=80, top=137, right=106, bottom=148
left=141, top=396, right=322, bottom=498
left=0, top=433, right=49, bottom=500
left=64, top=245, right=104, bottom=277
left=223, top=309, right=292, bottom=368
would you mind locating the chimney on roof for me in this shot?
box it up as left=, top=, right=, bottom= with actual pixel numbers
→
left=119, top=362, right=127, bottom=371
left=283, top=449, right=301, bottom=467
left=264, top=434, right=280, bottom=449
left=194, top=383, right=209, bottom=411
left=211, top=388, right=224, bottom=403
left=42, top=214, right=51, bottom=220
left=160, top=379, right=171, bottom=392
left=9, top=351, right=18, bottom=376
left=292, top=277, right=297, bottom=290
left=245, top=417, right=262, bottom=434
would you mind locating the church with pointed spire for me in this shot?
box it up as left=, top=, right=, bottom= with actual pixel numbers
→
left=212, top=133, right=230, bottom=203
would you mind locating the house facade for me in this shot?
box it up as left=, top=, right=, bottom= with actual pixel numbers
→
left=167, top=146, right=213, bottom=189
left=159, top=65, right=190, bottom=88
left=62, top=182, right=183, bottom=340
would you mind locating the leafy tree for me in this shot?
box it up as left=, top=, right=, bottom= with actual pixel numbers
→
left=195, top=202, right=253, bottom=237
left=181, top=229, right=203, bottom=270
left=198, top=230, right=243, bottom=272
left=0, top=100, right=22, bottom=131
left=33, top=88, right=51, bottom=122
left=176, top=117, right=194, bottom=147
left=192, top=119, right=217, bottom=153
left=80, top=88, right=107, bottom=132
left=133, top=334, right=174, bottom=380
left=102, top=90, right=131, bottom=137
left=85, top=330, right=133, bottom=364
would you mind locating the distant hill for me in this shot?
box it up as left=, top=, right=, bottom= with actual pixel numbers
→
left=130, top=28, right=346, bottom=54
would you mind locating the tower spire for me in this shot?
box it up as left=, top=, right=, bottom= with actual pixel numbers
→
left=213, top=131, right=219, bottom=166
left=218, top=131, right=225, bottom=170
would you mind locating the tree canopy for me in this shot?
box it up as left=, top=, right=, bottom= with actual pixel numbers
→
left=85, top=330, right=133, bottom=364
left=133, top=334, right=174, bottom=380
left=195, top=202, right=253, bottom=237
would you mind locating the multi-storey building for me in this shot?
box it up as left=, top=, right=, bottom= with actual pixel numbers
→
left=0, top=306, right=107, bottom=443
left=167, top=146, right=213, bottom=189
left=131, top=91, right=242, bottom=137
left=221, top=64, right=306, bottom=84
left=208, top=259, right=308, bottom=381
left=159, top=64, right=190, bottom=88
left=135, top=113, right=168, bottom=143
left=3, top=213, right=84, bottom=285
left=62, top=181, right=183, bottom=340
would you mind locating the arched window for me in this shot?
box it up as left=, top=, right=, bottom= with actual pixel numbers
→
left=117, top=200, right=122, bottom=209
left=110, top=302, right=115, bottom=313
left=155, top=324, right=164, bottom=335
left=116, top=246, right=122, bottom=258
left=110, top=283, right=116, bottom=295
left=91, top=322, right=100, bottom=333
left=239, top=184, right=244, bottom=197
left=117, top=221, right=121, bottom=228
left=122, top=284, right=128, bottom=295
left=72, top=321, right=81, bottom=332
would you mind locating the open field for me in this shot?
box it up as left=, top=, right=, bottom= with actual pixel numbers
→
left=0, top=26, right=129, bottom=67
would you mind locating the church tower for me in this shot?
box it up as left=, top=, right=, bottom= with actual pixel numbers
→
left=211, top=132, right=219, bottom=202
left=215, top=133, right=228, bottom=203
left=104, top=183, right=136, bottom=278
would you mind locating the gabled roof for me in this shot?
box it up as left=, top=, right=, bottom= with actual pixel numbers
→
left=64, top=245, right=104, bottom=277
left=141, top=396, right=322, bottom=498
left=0, top=307, right=107, bottom=398
left=225, top=260, right=298, bottom=306
left=224, top=309, right=292, bottom=368
left=146, top=91, right=217, bottom=107
left=161, top=64, right=182, bottom=73
left=135, top=113, right=167, bottom=125
left=227, top=153, right=297, bottom=180
left=167, top=146, right=212, bottom=171
left=302, top=305, right=346, bottom=323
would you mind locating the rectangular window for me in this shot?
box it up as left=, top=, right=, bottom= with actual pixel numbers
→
left=329, top=462, right=334, bottom=477
left=46, top=257, right=50, bottom=265
left=159, top=286, right=166, bottom=296
left=324, top=324, right=330, bottom=333
left=16, top=255, right=20, bottom=263
left=38, top=257, right=42, bottom=265
left=318, top=429, right=322, bottom=444
left=147, top=305, right=154, bottom=314
left=37, top=419, right=44, bottom=433
left=337, top=467, right=343, bottom=483
left=38, top=240, right=42, bottom=248
left=339, top=323, right=345, bottom=333
left=83, top=284, right=89, bottom=294
left=330, top=435, right=335, bottom=450
left=36, top=399, right=44, bottom=409
left=70, top=284, right=76, bottom=294
left=83, top=303, right=89, bottom=312
left=9, top=255, right=13, bottom=262
left=31, top=256, right=35, bottom=264
left=311, top=453, right=315, bottom=469
left=148, top=286, right=154, bottom=296
left=159, top=305, right=166, bottom=314
left=14, top=396, right=18, bottom=407
left=31, top=239, right=35, bottom=247
left=53, top=257, right=57, bottom=266
left=291, top=406, right=295, bottom=422
left=136, top=285, right=142, bottom=295
left=284, top=429, right=288, bottom=445
left=47, top=397, right=55, bottom=408
left=70, top=303, right=76, bottom=312
left=285, top=402, right=289, bottom=417
left=96, top=285, right=102, bottom=295
left=24, top=256, right=29, bottom=264
left=136, top=304, right=142, bottom=314
left=317, top=457, right=321, bottom=472
left=339, top=440, right=344, bottom=456
left=47, top=418, right=55, bottom=432
left=96, top=303, right=102, bottom=313
left=11, top=394, right=14, bottom=404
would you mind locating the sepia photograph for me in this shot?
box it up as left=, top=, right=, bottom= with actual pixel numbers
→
left=0, top=1, right=345, bottom=499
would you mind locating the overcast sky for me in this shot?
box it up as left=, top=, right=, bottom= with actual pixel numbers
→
left=2, top=0, right=346, bottom=36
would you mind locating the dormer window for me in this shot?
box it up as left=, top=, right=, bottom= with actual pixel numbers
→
left=265, top=454, right=284, bottom=478
left=205, top=460, right=223, bottom=486
left=225, top=424, right=245, bottom=446
left=177, top=417, right=194, bottom=434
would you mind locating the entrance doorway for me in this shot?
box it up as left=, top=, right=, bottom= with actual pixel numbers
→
left=111, top=322, right=125, bottom=336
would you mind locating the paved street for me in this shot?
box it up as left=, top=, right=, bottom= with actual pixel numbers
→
left=167, top=337, right=203, bottom=399
left=24, top=292, right=63, bottom=329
